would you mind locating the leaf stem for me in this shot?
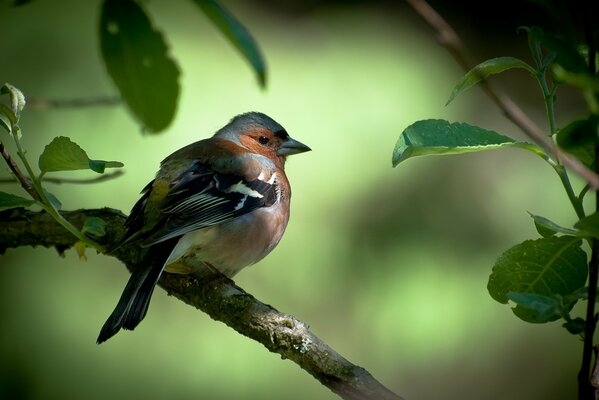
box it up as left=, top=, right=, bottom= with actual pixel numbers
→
left=7, top=123, right=104, bottom=252
left=554, top=163, right=586, bottom=220
left=538, top=70, right=557, bottom=135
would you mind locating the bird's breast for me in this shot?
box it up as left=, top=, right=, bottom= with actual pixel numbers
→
left=163, top=204, right=289, bottom=277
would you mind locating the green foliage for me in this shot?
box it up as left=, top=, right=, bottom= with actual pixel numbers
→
left=446, top=57, right=536, bottom=105
left=191, top=0, right=266, bottom=87
left=82, top=217, right=107, bottom=238
left=575, top=213, right=599, bottom=240
left=556, top=116, right=598, bottom=168
left=38, top=136, right=123, bottom=174
left=528, top=213, right=579, bottom=238
left=488, top=236, right=587, bottom=323
left=392, top=119, right=543, bottom=167
left=0, top=84, right=114, bottom=251
left=95, top=0, right=266, bottom=133
left=99, top=0, right=180, bottom=133
left=0, top=191, right=35, bottom=211
left=393, top=12, right=599, bottom=357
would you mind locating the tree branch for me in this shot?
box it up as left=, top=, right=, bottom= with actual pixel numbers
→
left=0, top=207, right=403, bottom=400
left=0, top=140, right=41, bottom=201
left=26, top=96, right=121, bottom=110
left=405, top=0, right=599, bottom=190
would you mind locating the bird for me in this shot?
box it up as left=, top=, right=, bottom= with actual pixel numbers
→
left=97, top=112, right=310, bottom=343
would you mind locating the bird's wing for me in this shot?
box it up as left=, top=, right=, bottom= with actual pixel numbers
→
left=141, top=160, right=278, bottom=246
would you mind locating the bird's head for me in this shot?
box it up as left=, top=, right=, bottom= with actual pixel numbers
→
left=215, top=112, right=311, bottom=164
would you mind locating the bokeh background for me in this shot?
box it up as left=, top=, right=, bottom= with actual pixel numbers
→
left=0, top=1, right=591, bottom=399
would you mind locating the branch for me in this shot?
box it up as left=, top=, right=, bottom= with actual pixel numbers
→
left=27, top=96, right=121, bottom=110
left=0, top=207, right=404, bottom=400
left=0, top=170, right=125, bottom=185
left=0, top=140, right=41, bottom=201
left=405, top=0, right=599, bottom=190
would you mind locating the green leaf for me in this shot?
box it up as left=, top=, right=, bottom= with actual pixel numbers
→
left=0, top=191, right=35, bottom=211
left=528, top=212, right=579, bottom=237
left=556, top=116, right=598, bottom=169
left=44, top=189, right=62, bottom=210
left=575, top=212, right=599, bottom=240
left=392, top=119, right=544, bottom=167
left=100, top=0, right=180, bottom=133
left=192, top=0, right=266, bottom=87
left=38, top=136, right=124, bottom=174
left=553, top=64, right=599, bottom=92
left=562, top=317, right=586, bottom=335
left=82, top=217, right=106, bottom=238
left=0, top=103, right=14, bottom=133
left=446, top=57, right=536, bottom=105
left=488, top=236, right=587, bottom=323
left=1, top=83, right=26, bottom=120
left=524, top=27, right=588, bottom=73
left=506, top=292, right=560, bottom=323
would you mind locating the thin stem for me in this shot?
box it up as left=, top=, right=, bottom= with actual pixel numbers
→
left=580, top=2, right=599, bottom=398
left=0, top=170, right=124, bottom=185
left=27, top=96, right=121, bottom=110
left=7, top=125, right=103, bottom=252
left=538, top=72, right=557, bottom=135
left=554, top=164, right=586, bottom=219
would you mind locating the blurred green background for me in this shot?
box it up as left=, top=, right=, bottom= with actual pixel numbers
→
left=0, top=1, right=590, bottom=399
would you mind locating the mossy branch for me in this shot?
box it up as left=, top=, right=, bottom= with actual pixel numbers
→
left=0, top=207, right=403, bottom=400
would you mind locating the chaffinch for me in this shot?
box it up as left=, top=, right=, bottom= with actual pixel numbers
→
left=97, top=112, right=310, bottom=343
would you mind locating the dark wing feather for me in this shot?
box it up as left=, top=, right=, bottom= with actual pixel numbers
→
left=143, top=160, right=278, bottom=245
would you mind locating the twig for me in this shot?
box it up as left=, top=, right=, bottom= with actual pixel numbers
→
left=405, top=0, right=599, bottom=190
left=27, top=96, right=121, bottom=110
left=0, top=170, right=125, bottom=185
left=579, top=3, right=598, bottom=398
left=0, top=140, right=41, bottom=201
left=0, top=208, right=404, bottom=400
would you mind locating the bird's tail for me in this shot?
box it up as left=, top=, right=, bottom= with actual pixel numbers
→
left=97, top=238, right=179, bottom=344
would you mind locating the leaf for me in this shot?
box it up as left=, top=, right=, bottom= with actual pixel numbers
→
left=44, top=189, right=62, bottom=210
left=192, top=0, right=266, bottom=87
left=0, top=103, right=14, bottom=133
left=528, top=212, right=579, bottom=238
left=575, top=212, right=599, bottom=240
left=82, top=217, right=106, bottom=238
left=488, top=236, right=588, bottom=323
left=562, top=317, right=585, bottom=335
left=100, top=0, right=180, bottom=133
left=0, top=191, right=35, bottom=211
left=553, top=64, right=599, bottom=92
left=506, top=292, right=560, bottom=323
left=556, top=116, right=598, bottom=169
left=446, top=57, right=536, bottom=105
left=524, top=26, right=588, bottom=73
left=392, top=119, right=544, bottom=167
left=1, top=83, right=26, bottom=120
left=38, top=136, right=123, bottom=174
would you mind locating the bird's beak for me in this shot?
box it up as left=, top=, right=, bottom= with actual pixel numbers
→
left=277, top=137, right=311, bottom=156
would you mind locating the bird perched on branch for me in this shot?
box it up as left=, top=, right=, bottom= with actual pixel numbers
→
left=97, top=112, right=310, bottom=343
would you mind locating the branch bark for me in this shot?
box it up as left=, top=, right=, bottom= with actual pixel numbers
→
left=0, top=207, right=403, bottom=400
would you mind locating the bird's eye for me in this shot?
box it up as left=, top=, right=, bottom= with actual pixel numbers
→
left=258, top=136, right=270, bottom=145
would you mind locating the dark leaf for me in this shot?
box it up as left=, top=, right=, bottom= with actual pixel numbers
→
left=0, top=191, right=35, bottom=211
left=191, top=0, right=266, bottom=87
left=100, top=0, right=180, bottom=133
left=488, top=236, right=587, bottom=323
